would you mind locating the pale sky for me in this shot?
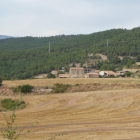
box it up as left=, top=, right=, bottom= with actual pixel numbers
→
left=1, top=0, right=140, bottom=37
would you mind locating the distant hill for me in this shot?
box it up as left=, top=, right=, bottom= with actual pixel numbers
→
left=0, top=27, right=140, bottom=80
left=0, top=35, right=13, bottom=39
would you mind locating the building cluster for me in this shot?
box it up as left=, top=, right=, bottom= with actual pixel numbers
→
left=57, top=67, right=129, bottom=78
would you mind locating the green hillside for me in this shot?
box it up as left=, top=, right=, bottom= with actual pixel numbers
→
left=0, top=27, right=140, bottom=80
left=0, top=35, right=13, bottom=40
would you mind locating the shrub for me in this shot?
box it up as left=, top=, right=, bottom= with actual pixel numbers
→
left=1, top=98, right=26, bottom=110
left=1, top=99, right=13, bottom=108
left=107, top=75, right=116, bottom=78
left=47, top=73, right=55, bottom=78
left=104, top=75, right=116, bottom=78
left=125, top=72, right=132, bottom=77
left=53, top=83, right=70, bottom=93
left=20, top=84, right=33, bottom=93
left=12, top=85, right=21, bottom=93
left=75, top=84, right=79, bottom=86
left=57, top=71, right=65, bottom=77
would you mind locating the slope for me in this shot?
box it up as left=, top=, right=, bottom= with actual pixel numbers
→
left=0, top=35, right=13, bottom=40
left=0, top=27, right=140, bottom=79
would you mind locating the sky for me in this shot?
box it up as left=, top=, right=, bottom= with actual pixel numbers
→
left=1, top=0, right=140, bottom=37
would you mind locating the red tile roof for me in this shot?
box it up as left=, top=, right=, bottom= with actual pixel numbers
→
left=86, top=73, right=99, bottom=75
left=70, top=67, right=84, bottom=70
left=103, top=71, right=117, bottom=76
left=59, top=74, right=71, bottom=78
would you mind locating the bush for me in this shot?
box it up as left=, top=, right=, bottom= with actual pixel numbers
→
left=103, top=75, right=116, bottom=78
left=107, top=75, right=116, bottom=78
left=1, top=99, right=13, bottom=108
left=125, top=72, right=132, bottom=77
left=53, top=83, right=70, bottom=93
left=47, top=73, right=55, bottom=78
left=75, top=84, right=79, bottom=86
left=1, top=98, right=26, bottom=110
left=57, top=71, right=65, bottom=77
left=12, top=85, right=21, bottom=93
left=20, top=84, right=33, bottom=93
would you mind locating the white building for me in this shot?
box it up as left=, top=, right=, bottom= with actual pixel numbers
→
left=99, top=71, right=117, bottom=77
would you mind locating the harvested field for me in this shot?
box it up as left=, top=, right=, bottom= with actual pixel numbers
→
left=3, top=78, right=140, bottom=87
left=1, top=79, right=140, bottom=139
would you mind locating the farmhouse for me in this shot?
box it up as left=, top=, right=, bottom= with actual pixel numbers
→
left=84, top=68, right=95, bottom=73
left=70, top=67, right=84, bottom=78
left=59, top=74, right=71, bottom=78
left=116, top=70, right=130, bottom=77
left=99, top=71, right=117, bottom=77
left=51, top=70, right=65, bottom=77
left=84, top=73, right=99, bottom=78
left=51, top=70, right=58, bottom=76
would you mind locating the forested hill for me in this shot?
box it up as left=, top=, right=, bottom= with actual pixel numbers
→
left=0, top=35, right=13, bottom=40
left=0, top=35, right=78, bottom=50
left=1, top=27, right=140, bottom=80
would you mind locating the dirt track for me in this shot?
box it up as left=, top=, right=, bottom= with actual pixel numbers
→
left=1, top=88, right=140, bottom=139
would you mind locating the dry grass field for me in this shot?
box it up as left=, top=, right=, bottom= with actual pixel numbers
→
left=3, top=78, right=140, bottom=87
left=1, top=78, right=140, bottom=140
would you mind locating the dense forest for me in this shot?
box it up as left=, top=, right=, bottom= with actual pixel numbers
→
left=1, top=27, right=140, bottom=80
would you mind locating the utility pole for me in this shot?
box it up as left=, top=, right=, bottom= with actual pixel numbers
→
left=59, top=31, right=60, bottom=36
left=49, top=42, right=50, bottom=53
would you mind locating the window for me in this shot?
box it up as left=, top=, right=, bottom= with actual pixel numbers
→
left=77, top=71, right=79, bottom=74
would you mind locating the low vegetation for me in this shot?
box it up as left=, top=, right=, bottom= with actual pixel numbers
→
left=125, top=71, right=132, bottom=77
left=53, top=83, right=70, bottom=93
left=99, top=75, right=117, bottom=78
left=20, top=84, right=33, bottom=93
left=12, top=85, right=21, bottom=93
left=47, top=73, right=55, bottom=78
left=57, top=71, right=65, bottom=77
left=12, top=84, right=33, bottom=94
left=1, top=98, right=26, bottom=111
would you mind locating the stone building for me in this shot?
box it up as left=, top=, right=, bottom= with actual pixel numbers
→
left=69, top=67, right=84, bottom=78
left=84, top=73, right=99, bottom=78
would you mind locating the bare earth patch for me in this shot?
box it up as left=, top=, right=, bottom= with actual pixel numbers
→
left=97, top=53, right=108, bottom=61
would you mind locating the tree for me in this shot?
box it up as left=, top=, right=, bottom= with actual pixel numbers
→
left=126, top=60, right=132, bottom=68
left=0, top=76, right=2, bottom=86
left=20, top=84, right=33, bottom=93
left=80, top=63, right=83, bottom=67
left=90, top=63, right=95, bottom=68
left=71, top=63, right=76, bottom=67
left=125, top=71, right=132, bottom=77
left=47, top=73, right=55, bottom=78
left=64, top=67, right=69, bottom=72
left=136, top=55, right=140, bottom=62
left=57, top=71, right=65, bottom=77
